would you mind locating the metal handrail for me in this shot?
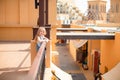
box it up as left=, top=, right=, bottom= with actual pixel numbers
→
left=51, top=70, right=61, bottom=80
left=25, top=42, right=47, bottom=80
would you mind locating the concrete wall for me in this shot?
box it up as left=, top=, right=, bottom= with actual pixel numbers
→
left=69, top=40, right=77, bottom=61
left=48, top=0, right=57, bottom=25
left=87, top=40, right=101, bottom=70
left=0, top=0, right=38, bottom=25
left=0, top=24, right=33, bottom=41
left=100, top=32, right=120, bottom=73
left=68, top=25, right=86, bottom=61
left=0, top=0, right=38, bottom=41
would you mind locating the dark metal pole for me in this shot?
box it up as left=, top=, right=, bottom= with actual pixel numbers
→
left=38, top=0, right=49, bottom=26
left=33, top=0, right=50, bottom=39
left=39, top=0, right=45, bottom=26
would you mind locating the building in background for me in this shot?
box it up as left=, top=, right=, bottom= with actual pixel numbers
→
left=87, top=0, right=107, bottom=24
left=109, top=0, right=120, bottom=23
left=57, top=0, right=83, bottom=25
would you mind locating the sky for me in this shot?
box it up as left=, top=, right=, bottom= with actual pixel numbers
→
left=74, top=0, right=110, bottom=13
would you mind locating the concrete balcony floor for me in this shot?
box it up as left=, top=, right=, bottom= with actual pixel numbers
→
left=0, top=41, right=30, bottom=80
left=0, top=42, right=94, bottom=80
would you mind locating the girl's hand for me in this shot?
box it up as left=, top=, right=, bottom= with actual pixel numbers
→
left=44, top=38, right=49, bottom=42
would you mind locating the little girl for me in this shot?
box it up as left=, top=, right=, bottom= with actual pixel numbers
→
left=34, top=27, right=49, bottom=52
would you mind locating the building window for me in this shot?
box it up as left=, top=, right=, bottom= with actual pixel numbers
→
left=96, top=4, right=98, bottom=12
left=111, top=5, right=114, bottom=13
left=116, top=3, right=119, bottom=13
left=103, top=5, right=105, bottom=13
left=102, top=5, right=104, bottom=12
left=101, top=5, right=102, bottom=12
left=89, top=5, right=91, bottom=9
left=104, top=5, right=106, bottom=13
left=92, top=5, right=94, bottom=10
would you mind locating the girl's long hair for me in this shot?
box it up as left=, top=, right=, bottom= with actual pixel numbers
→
left=34, top=27, right=47, bottom=41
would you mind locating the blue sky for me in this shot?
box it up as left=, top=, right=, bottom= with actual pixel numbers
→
left=74, top=0, right=110, bottom=13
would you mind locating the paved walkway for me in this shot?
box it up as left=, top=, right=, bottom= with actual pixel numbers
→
left=55, top=43, right=94, bottom=80
left=56, top=44, right=81, bottom=73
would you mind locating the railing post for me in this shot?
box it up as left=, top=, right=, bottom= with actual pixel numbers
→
left=51, top=25, right=57, bottom=51
left=45, top=25, right=51, bottom=68
left=31, top=40, right=37, bottom=64
left=46, top=41, right=51, bottom=68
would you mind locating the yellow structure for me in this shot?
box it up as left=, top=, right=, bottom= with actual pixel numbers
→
left=0, top=0, right=57, bottom=41
left=0, top=0, right=38, bottom=25
left=0, top=0, right=38, bottom=41
left=0, top=0, right=120, bottom=79
left=100, top=33, right=120, bottom=73
left=98, top=0, right=120, bottom=74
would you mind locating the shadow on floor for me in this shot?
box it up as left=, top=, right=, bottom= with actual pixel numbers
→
left=0, top=70, right=28, bottom=80
left=70, top=73, right=87, bottom=80
left=55, top=43, right=87, bottom=80
left=56, top=43, right=80, bottom=72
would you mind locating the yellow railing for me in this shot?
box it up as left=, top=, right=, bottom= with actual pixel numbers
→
left=25, top=42, right=47, bottom=80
